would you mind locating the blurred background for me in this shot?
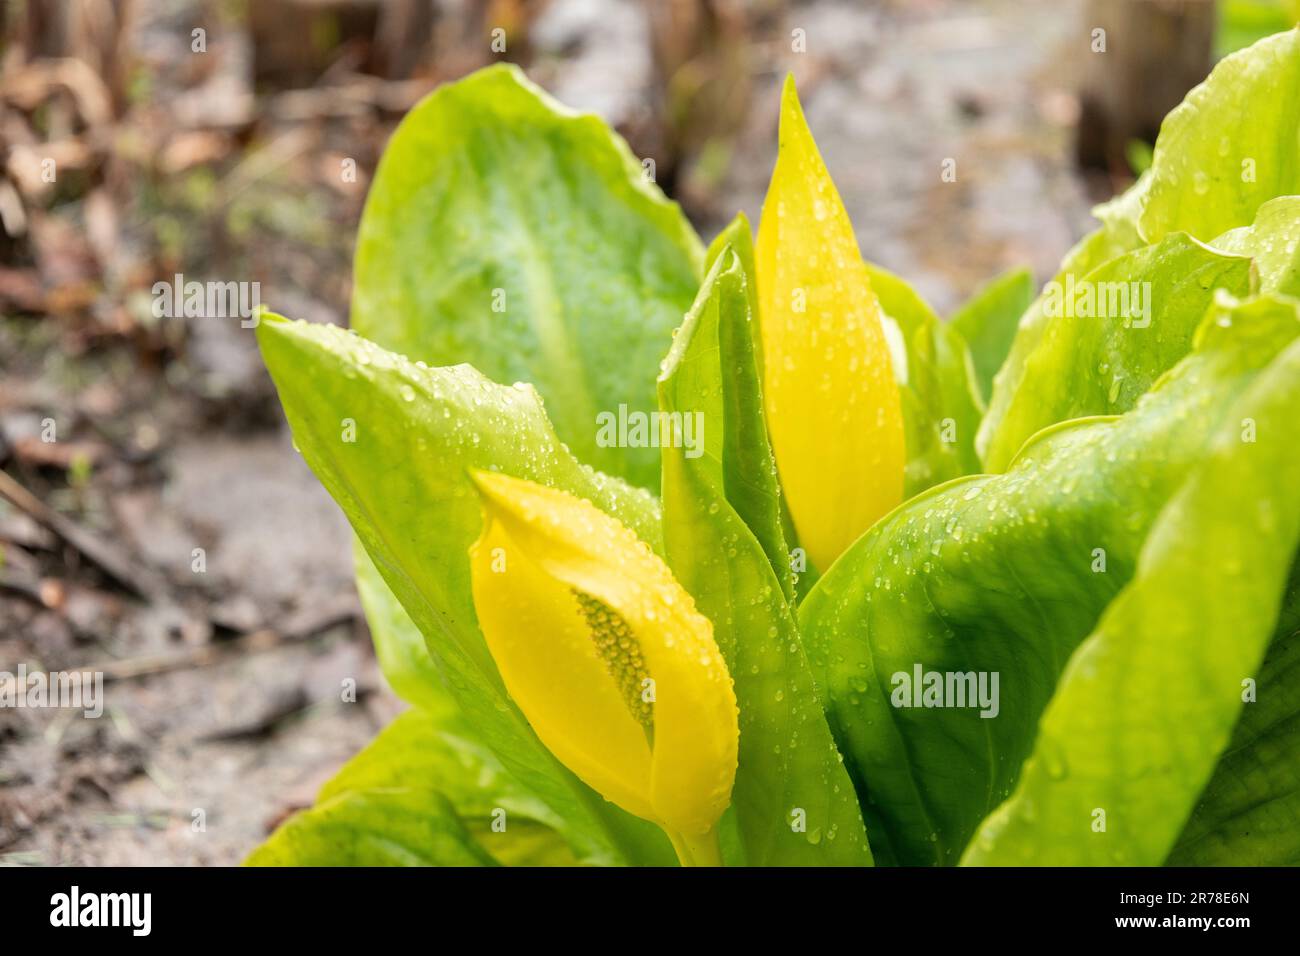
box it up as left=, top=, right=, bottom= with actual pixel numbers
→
left=1, top=0, right=1295, bottom=865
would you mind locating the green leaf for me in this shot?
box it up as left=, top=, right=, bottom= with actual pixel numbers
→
left=352, top=63, right=704, bottom=491
left=320, top=710, right=577, bottom=866
left=658, top=248, right=872, bottom=865
left=950, top=267, right=1035, bottom=406
left=704, top=213, right=762, bottom=382
left=699, top=214, right=791, bottom=600
left=1211, top=194, right=1300, bottom=296
left=709, top=213, right=814, bottom=595
left=1138, top=29, right=1300, bottom=244
left=799, top=294, right=1300, bottom=865
left=963, top=330, right=1300, bottom=865
left=863, top=262, right=983, bottom=495
left=248, top=710, right=578, bottom=866
left=245, top=787, right=496, bottom=867
left=979, top=232, right=1252, bottom=472
left=983, top=23, right=1300, bottom=469
left=1167, top=574, right=1300, bottom=865
left=977, top=199, right=1148, bottom=468
left=256, top=314, right=674, bottom=866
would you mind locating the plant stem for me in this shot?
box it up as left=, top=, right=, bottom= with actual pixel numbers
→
left=668, top=827, right=723, bottom=867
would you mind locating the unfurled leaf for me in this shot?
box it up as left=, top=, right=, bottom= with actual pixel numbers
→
left=800, top=294, right=1300, bottom=865
left=755, top=75, right=904, bottom=572
left=257, top=315, right=674, bottom=866
left=704, top=213, right=762, bottom=379
left=352, top=64, right=704, bottom=491
left=700, top=214, right=790, bottom=598
left=355, top=542, right=444, bottom=713
left=658, top=249, right=872, bottom=865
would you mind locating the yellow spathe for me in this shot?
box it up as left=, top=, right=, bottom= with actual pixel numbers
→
left=755, top=75, right=905, bottom=572
left=468, top=470, right=738, bottom=859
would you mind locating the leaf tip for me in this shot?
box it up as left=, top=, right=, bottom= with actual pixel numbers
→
left=252, top=310, right=303, bottom=367
left=778, top=73, right=807, bottom=137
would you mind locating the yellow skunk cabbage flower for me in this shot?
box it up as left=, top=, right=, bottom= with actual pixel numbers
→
left=467, top=470, right=738, bottom=866
left=756, top=75, right=905, bottom=572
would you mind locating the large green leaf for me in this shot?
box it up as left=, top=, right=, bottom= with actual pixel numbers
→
left=658, top=248, right=872, bottom=865
left=1167, top=571, right=1300, bottom=865
left=950, top=267, right=1034, bottom=406
left=1138, top=28, right=1300, bottom=244
left=963, top=331, right=1300, bottom=865
left=864, top=262, right=983, bottom=495
left=256, top=315, right=673, bottom=865
left=979, top=233, right=1251, bottom=471
left=351, top=63, right=704, bottom=491
left=799, top=294, right=1300, bottom=865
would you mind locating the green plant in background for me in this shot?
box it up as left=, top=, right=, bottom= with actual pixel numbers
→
left=247, top=29, right=1300, bottom=867
left=1218, top=0, right=1300, bottom=57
